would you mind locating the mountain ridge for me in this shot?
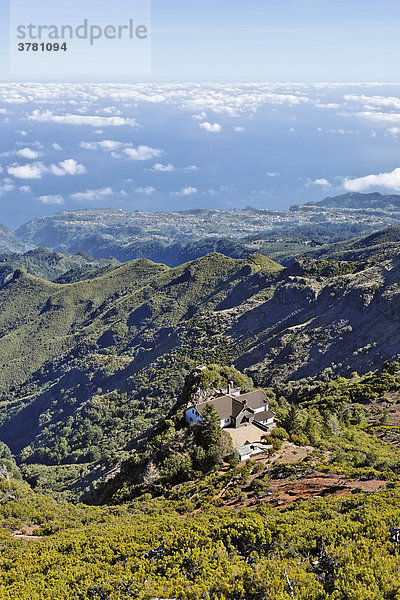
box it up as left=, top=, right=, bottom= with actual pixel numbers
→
left=0, top=246, right=399, bottom=497
left=12, top=199, right=399, bottom=265
left=308, top=191, right=400, bottom=210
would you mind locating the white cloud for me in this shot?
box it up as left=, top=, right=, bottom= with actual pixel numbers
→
left=39, top=194, right=64, bottom=205
left=50, top=159, right=86, bottom=176
left=135, top=186, right=155, bottom=195
left=328, top=129, right=360, bottom=135
left=344, top=94, right=400, bottom=112
left=0, top=179, right=14, bottom=194
left=192, top=112, right=207, bottom=120
left=153, top=163, right=175, bottom=172
left=71, top=187, right=113, bottom=201
left=8, top=158, right=86, bottom=179
left=124, top=146, right=162, bottom=161
left=386, top=127, right=400, bottom=137
left=178, top=186, right=198, bottom=196
left=19, top=185, right=31, bottom=192
left=80, top=141, right=97, bottom=150
left=311, top=178, right=331, bottom=187
left=199, top=122, right=222, bottom=133
left=355, top=111, right=400, bottom=124
left=184, top=165, right=198, bottom=171
left=80, top=139, right=124, bottom=151
left=234, top=126, right=245, bottom=132
left=81, top=140, right=163, bottom=162
left=28, top=110, right=137, bottom=127
left=344, top=167, right=400, bottom=192
left=16, top=147, right=40, bottom=160
left=267, top=171, right=280, bottom=177
left=7, top=162, right=46, bottom=179
left=52, top=143, right=63, bottom=151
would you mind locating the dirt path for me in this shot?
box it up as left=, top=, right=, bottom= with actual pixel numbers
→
left=11, top=525, right=42, bottom=542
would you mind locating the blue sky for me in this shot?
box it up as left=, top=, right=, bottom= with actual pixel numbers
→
left=1, top=0, right=400, bottom=81
left=1, top=4, right=400, bottom=227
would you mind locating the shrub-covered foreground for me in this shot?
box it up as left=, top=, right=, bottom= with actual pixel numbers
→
left=1, top=479, right=400, bottom=599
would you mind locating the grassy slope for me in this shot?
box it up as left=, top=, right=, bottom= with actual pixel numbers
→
left=0, top=253, right=282, bottom=496
left=1, top=247, right=400, bottom=497
left=302, top=226, right=400, bottom=262
left=0, top=248, right=118, bottom=287
left=0, top=259, right=170, bottom=392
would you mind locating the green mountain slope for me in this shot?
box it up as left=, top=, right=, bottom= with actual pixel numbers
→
left=0, top=247, right=118, bottom=287
left=1, top=246, right=400, bottom=497
left=0, top=223, right=28, bottom=253
left=302, top=226, right=400, bottom=262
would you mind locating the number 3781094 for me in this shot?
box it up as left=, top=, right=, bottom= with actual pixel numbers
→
left=18, top=43, right=67, bottom=52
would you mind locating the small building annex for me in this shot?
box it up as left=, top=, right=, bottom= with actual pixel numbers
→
left=185, top=388, right=274, bottom=430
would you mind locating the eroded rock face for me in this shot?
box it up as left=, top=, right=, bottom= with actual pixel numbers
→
left=12, top=268, right=25, bottom=281
left=239, top=260, right=400, bottom=384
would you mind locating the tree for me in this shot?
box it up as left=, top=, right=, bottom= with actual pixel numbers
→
left=380, top=409, right=391, bottom=426
left=142, top=461, right=160, bottom=488
left=284, top=405, right=302, bottom=435
left=201, top=404, right=222, bottom=451
left=326, top=414, right=341, bottom=437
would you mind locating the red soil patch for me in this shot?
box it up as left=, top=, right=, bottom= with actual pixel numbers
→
left=264, top=472, right=386, bottom=508
left=218, top=469, right=386, bottom=510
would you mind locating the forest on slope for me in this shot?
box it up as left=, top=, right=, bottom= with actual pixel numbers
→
left=0, top=219, right=399, bottom=596
left=0, top=235, right=397, bottom=497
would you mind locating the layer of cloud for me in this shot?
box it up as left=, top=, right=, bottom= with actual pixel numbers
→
left=357, top=112, right=400, bottom=124
left=28, top=110, right=137, bottom=127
